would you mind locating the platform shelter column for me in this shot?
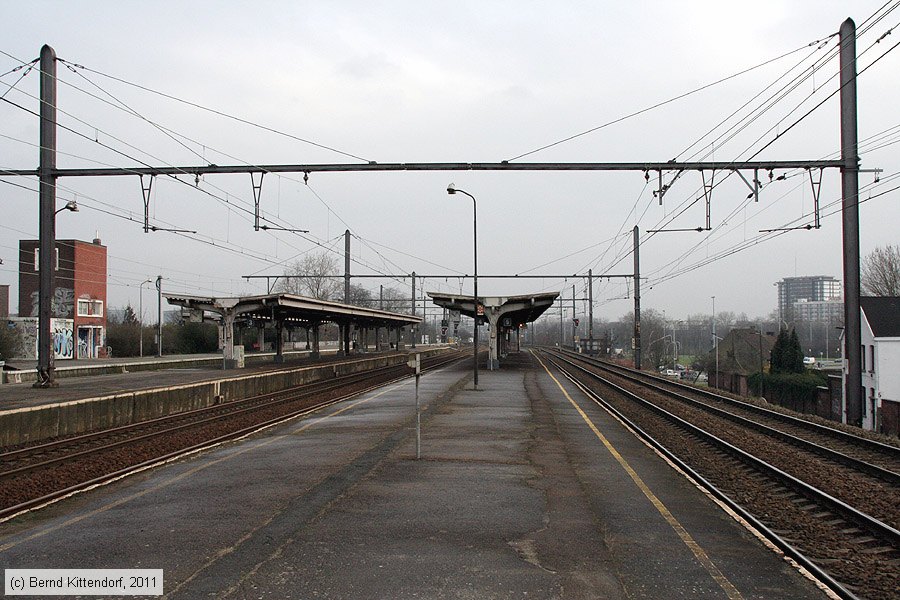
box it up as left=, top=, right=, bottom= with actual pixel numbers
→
left=311, top=323, right=320, bottom=359
left=222, top=310, right=238, bottom=369
left=274, top=319, right=285, bottom=364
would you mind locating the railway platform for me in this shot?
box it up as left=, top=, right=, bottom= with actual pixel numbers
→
left=0, top=351, right=829, bottom=599
left=0, top=348, right=446, bottom=447
left=0, top=348, right=350, bottom=412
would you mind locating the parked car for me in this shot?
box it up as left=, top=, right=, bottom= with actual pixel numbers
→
left=803, top=356, right=816, bottom=365
left=660, top=369, right=679, bottom=378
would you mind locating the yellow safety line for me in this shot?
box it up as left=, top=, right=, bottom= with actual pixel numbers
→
left=534, top=353, right=743, bottom=600
left=0, top=381, right=408, bottom=554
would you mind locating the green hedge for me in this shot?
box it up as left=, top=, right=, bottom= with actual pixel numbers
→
left=749, top=370, right=828, bottom=404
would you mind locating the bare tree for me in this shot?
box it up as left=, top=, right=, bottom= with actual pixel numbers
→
left=346, top=284, right=373, bottom=307
left=379, top=286, right=409, bottom=314
left=277, top=252, right=341, bottom=300
left=861, top=244, right=900, bottom=296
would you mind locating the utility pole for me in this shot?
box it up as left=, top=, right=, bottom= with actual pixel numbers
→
left=344, top=229, right=351, bottom=355
left=156, top=275, right=163, bottom=357
left=840, top=18, right=862, bottom=427
left=410, top=271, right=416, bottom=348
left=588, top=268, right=593, bottom=354
left=34, top=45, right=58, bottom=388
left=572, top=284, right=577, bottom=350
left=379, top=284, right=384, bottom=351
left=558, top=299, right=563, bottom=348
left=712, top=295, right=718, bottom=389
left=633, top=226, right=642, bottom=370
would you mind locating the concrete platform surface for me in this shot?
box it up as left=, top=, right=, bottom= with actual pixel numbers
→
left=0, top=352, right=828, bottom=599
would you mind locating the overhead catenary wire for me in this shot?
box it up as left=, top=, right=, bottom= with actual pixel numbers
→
left=1, top=54, right=422, bottom=290
left=55, top=58, right=372, bottom=163
left=504, top=34, right=838, bottom=162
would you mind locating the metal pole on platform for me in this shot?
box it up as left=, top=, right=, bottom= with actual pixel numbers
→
left=34, top=45, right=58, bottom=388
left=410, top=271, right=417, bottom=348
left=156, top=275, right=163, bottom=357
left=572, top=284, right=576, bottom=350
left=139, top=279, right=152, bottom=357
left=447, top=184, right=478, bottom=389
left=633, top=226, right=642, bottom=370
left=344, top=229, right=351, bottom=355
left=588, top=269, right=593, bottom=354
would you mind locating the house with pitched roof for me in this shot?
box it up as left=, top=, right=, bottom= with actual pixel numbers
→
left=846, top=297, right=900, bottom=435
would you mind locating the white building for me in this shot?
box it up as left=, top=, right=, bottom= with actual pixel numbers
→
left=844, top=297, right=900, bottom=433
left=792, top=299, right=844, bottom=322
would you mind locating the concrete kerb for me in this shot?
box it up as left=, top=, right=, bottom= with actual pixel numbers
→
left=0, top=350, right=444, bottom=448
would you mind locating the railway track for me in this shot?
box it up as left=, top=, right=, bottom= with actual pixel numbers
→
left=0, top=351, right=464, bottom=521
left=537, top=348, right=900, bottom=600
left=560, top=349, right=900, bottom=478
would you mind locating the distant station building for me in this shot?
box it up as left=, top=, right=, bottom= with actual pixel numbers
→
left=15, top=237, right=108, bottom=360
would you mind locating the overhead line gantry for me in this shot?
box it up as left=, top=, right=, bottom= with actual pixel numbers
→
left=13, top=19, right=866, bottom=431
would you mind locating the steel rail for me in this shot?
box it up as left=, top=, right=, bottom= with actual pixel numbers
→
left=559, top=348, right=900, bottom=460
left=542, top=350, right=900, bottom=548
left=554, top=350, right=900, bottom=484
left=539, top=351, right=861, bottom=600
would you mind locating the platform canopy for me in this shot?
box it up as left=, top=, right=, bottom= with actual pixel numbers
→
left=427, top=291, right=559, bottom=368
left=165, top=293, right=422, bottom=367
left=427, top=292, right=559, bottom=326
left=165, top=293, right=421, bottom=329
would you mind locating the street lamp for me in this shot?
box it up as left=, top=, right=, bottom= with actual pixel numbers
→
left=447, top=183, right=478, bottom=390
left=35, top=199, right=80, bottom=387
left=54, top=199, right=78, bottom=215
left=139, top=279, right=153, bottom=357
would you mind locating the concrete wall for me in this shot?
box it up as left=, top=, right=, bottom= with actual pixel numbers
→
left=0, top=348, right=448, bottom=447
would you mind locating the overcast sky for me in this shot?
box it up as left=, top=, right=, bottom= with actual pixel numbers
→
left=2, top=1, right=898, bottom=325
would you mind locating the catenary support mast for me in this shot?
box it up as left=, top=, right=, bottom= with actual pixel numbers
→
left=840, top=18, right=862, bottom=427
left=34, top=45, right=58, bottom=388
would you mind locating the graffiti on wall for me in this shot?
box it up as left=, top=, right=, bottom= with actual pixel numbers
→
left=9, top=318, right=38, bottom=359
left=29, top=287, right=75, bottom=318
left=52, top=318, right=74, bottom=360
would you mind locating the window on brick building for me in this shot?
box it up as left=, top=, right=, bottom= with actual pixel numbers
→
left=77, top=299, right=103, bottom=317
left=33, top=248, right=60, bottom=271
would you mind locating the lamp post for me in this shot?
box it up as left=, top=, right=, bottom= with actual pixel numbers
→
left=447, top=183, right=478, bottom=390
left=672, top=319, right=682, bottom=371
left=139, top=279, right=152, bottom=357
left=55, top=199, right=78, bottom=215
left=712, top=296, right=718, bottom=389
left=156, top=275, right=163, bottom=358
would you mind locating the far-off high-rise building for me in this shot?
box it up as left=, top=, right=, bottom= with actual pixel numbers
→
left=776, top=275, right=842, bottom=325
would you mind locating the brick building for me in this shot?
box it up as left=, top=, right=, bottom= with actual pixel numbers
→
left=18, top=238, right=107, bottom=359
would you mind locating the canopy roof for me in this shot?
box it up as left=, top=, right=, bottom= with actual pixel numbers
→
left=165, top=293, right=422, bottom=328
left=427, top=291, right=559, bottom=327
